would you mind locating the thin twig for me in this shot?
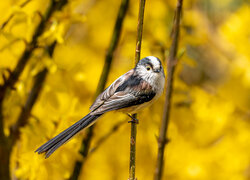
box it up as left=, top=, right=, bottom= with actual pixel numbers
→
left=11, top=68, right=48, bottom=144
left=134, top=0, right=146, bottom=63
left=154, top=1, right=183, bottom=180
left=89, top=119, right=127, bottom=154
left=9, top=40, right=58, bottom=144
left=0, top=0, right=32, bottom=30
left=69, top=0, right=129, bottom=179
left=0, top=0, right=68, bottom=101
left=0, top=42, right=57, bottom=180
left=0, top=0, right=68, bottom=138
left=0, top=0, right=68, bottom=179
left=129, top=0, right=146, bottom=180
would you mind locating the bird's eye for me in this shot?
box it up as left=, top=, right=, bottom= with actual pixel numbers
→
left=146, top=66, right=151, bottom=71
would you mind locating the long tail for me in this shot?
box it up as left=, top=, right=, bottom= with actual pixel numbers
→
left=35, top=113, right=102, bottom=158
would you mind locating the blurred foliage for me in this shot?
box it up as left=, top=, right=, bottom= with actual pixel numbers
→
left=0, top=0, right=250, bottom=180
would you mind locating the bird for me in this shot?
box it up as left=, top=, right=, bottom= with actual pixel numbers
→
left=35, top=56, right=165, bottom=158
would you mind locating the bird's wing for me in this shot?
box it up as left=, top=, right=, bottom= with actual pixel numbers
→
left=90, top=83, right=156, bottom=115
left=89, top=69, right=134, bottom=112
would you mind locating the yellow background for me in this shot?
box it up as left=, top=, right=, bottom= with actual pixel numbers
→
left=0, top=0, right=250, bottom=179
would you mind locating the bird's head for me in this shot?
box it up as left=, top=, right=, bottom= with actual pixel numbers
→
left=135, top=56, right=165, bottom=92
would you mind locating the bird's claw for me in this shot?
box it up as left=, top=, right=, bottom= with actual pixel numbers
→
left=127, top=114, right=139, bottom=124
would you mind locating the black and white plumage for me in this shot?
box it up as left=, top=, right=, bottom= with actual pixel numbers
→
left=35, top=56, right=165, bottom=158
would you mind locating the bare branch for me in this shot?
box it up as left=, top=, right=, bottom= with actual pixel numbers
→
left=0, top=0, right=68, bottom=101
left=89, top=119, right=127, bottom=154
left=0, top=41, right=58, bottom=180
left=134, top=0, right=146, bottom=63
left=0, top=0, right=32, bottom=30
left=129, top=0, right=146, bottom=180
left=0, top=0, right=68, bottom=139
left=70, top=0, right=130, bottom=179
left=154, top=0, right=183, bottom=180
left=11, top=68, right=48, bottom=144
left=0, top=1, right=68, bottom=179
left=10, top=40, right=57, bottom=143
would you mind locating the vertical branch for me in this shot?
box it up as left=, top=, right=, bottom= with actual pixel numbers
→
left=129, top=0, right=146, bottom=180
left=154, top=0, right=183, bottom=180
left=89, top=119, right=127, bottom=154
left=129, top=115, right=137, bottom=180
left=0, top=0, right=68, bottom=179
left=0, top=103, right=10, bottom=180
left=0, top=0, right=32, bottom=30
left=10, top=68, right=48, bottom=144
left=0, top=0, right=67, bottom=100
left=0, top=41, right=56, bottom=180
left=70, top=0, right=129, bottom=179
left=134, top=0, right=146, bottom=63
left=0, top=0, right=68, bottom=141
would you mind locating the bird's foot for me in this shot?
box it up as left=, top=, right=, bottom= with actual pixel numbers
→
left=127, top=114, right=139, bottom=124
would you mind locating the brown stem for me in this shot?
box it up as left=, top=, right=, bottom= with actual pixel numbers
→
left=70, top=0, right=130, bottom=179
left=0, top=1, right=67, bottom=179
left=154, top=1, right=183, bottom=180
left=0, top=1, right=68, bottom=179
left=134, top=0, right=146, bottom=63
left=0, top=0, right=67, bottom=97
left=0, top=0, right=32, bottom=30
left=89, top=119, right=127, bottom=154
left=10, top=68, right=48, bottom=144
left=0, top=0, right=68, bottom=140
left=129, top=0, right=146, bottom=180
left=0, top=40, right=57, bottom=180
left=0, top=104, right=11, bottom=180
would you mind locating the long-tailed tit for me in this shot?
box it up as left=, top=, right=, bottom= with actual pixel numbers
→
left=36, top=56, right=165, bottom=158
